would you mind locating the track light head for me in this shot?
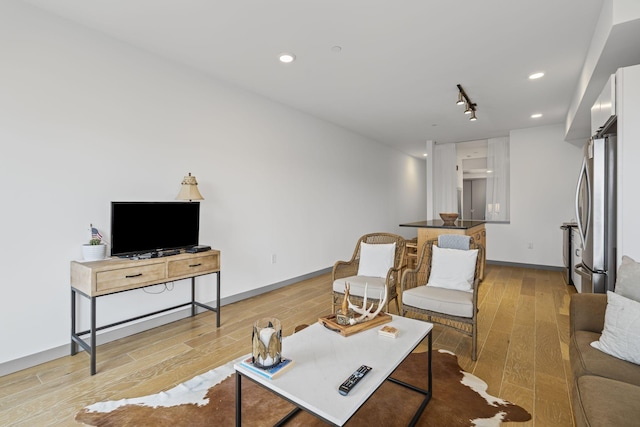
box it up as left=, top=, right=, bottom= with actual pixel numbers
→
left=456, top=91, right=465, bottom=106
left=469, top=110, right=477, bottom=121
left=464, top=103, right=472, bottom=114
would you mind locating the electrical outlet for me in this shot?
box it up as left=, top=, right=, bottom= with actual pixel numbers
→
left=528, top=242, right=534, bottom=249
left=271, top=253, right=277, bottom=264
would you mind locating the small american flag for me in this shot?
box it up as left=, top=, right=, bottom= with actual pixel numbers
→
left=91, top=227, right=103, bottom=240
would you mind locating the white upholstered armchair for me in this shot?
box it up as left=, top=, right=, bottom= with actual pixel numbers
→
left=332, top=233, right=406, bottom=314
left=401, top=235, right=483, bottom=360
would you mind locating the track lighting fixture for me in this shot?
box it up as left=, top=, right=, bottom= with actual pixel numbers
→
left=456, top=84, right=478, bottom=121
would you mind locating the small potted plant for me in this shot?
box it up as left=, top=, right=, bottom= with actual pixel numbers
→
left=82, top=225, right=107, bottom=261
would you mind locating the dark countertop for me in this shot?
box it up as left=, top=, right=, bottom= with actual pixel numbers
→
left=399, top=220, right=486, bottom=230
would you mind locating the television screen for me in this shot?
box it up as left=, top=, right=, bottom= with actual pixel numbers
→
left=110, top=202, right=200, bottom=257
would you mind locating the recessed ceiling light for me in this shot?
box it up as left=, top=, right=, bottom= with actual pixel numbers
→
left=423, top=153, right=428, bottom=157
left=278, top=53, right=296, bottom=63
left=331, top=46, right=342, bottom=53
left=531, top=113, right=543, bottom=118
left=529, top=72, right=545, bottom=80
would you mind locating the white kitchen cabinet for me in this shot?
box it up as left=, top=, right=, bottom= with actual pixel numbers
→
left=591, top=74, right=616, bottom=136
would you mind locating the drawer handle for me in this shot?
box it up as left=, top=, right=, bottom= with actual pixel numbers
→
left=125, top=273, right=143, bottom=278
left=189, top=263, right=202, bottom=268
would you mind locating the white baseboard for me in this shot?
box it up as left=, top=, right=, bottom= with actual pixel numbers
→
left=486, top=259, right=563, bottom=271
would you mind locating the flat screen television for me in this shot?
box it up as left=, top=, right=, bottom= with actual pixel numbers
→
left=110, top=202, right=200, bottom=257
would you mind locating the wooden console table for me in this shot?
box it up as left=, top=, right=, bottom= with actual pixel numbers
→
left=70, top=250, right=221, bottom=375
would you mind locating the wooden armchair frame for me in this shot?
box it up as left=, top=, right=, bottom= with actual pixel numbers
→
left=400, top=238, right=483, bottom=360
left=332, top=233, right=406, bottom=314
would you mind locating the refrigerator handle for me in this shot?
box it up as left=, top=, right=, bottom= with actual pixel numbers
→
left=575, top=157, right=590, bottom=250
left=575, top=263, right=592, bottom=280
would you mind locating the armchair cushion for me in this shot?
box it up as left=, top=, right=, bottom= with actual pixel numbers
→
left=357, top=242, right=396, bottom=278
left=402, top=285, right=474, bottom=318
left=427, top=246, right=478, bottom=292
left=591, top=291, right=640, bottom=365
left=333, top=275, right=387, bottom=298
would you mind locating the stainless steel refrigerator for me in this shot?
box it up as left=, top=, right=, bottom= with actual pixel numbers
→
left=574, top=124, right=617, bottom=293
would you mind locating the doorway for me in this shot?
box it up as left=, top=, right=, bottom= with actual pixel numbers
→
left=463, top=178, right=486, bottom=220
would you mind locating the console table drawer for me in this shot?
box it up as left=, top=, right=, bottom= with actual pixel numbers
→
left=168, top=254, right=218, bottom=278
left=96, top=263, right=166, bottom=292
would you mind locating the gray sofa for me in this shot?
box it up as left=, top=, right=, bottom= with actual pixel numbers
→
left=570, top=293, right=640, bottom=426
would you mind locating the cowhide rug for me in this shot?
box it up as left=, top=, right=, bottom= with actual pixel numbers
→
left=76, top=349, right=530, bottom=427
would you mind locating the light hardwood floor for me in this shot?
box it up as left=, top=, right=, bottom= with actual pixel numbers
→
left=0, top=264, right=576, bottom=426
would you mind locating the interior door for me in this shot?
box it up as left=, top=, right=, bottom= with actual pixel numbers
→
left=463, top=179, right=486, bottom=220
left=463, top=180, right=472, bottom=219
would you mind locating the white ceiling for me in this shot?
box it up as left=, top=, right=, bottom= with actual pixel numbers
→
left=21, top=0, right=609, bottom=158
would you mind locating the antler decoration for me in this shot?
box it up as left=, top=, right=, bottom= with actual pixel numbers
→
left=346, top=283, right=388, bottom=325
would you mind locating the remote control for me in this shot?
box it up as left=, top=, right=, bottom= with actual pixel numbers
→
left=338, top=365, right=372, bottom=396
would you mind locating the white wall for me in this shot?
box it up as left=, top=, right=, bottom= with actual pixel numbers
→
left=617, top=64, right=640, bottom=261
left=486, top=124, right=584, bottom=266
left=0, top=1, right=426, bottom=368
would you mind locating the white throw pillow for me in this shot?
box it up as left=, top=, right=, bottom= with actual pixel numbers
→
left=591, top=291, right=640, bottom=365
left=615, top=256, right=640, bottom=303
left=427, top=245, right=478, bottom=292
left=357, top=242, right=396, bottom=278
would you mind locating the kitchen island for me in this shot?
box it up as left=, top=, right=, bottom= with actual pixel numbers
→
left=400, top=220, right=486, bottom=279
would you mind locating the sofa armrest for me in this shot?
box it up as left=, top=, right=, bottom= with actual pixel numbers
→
left=570, top=293, right=607, bottom=335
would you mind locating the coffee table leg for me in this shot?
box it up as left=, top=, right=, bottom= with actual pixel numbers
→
left=428, top=331, right=432, bottom=396
left=236, top=372, right=242, bottom=426
left=385, top=330, right=433, bottom=426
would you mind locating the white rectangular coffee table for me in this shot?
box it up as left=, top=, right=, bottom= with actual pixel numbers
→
left=234, top=314, right=433, bottom=426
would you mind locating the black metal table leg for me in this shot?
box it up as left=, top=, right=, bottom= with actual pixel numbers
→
left=71, top=289, right=77, bottom=355
left=191, top=277, right=196, bottom=317
left=428, top=331, right=432, bottom=395
left=216, top=271, right=221, bottom=327
left=236, top=371, right=242, bottom=426
left=387, top=330, right=433, bottom=427
left=407, top=331, right=432, bottom=427
left=90, top=296, right=96, bottom=375
left=71, top=265, right=220, bottom=376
